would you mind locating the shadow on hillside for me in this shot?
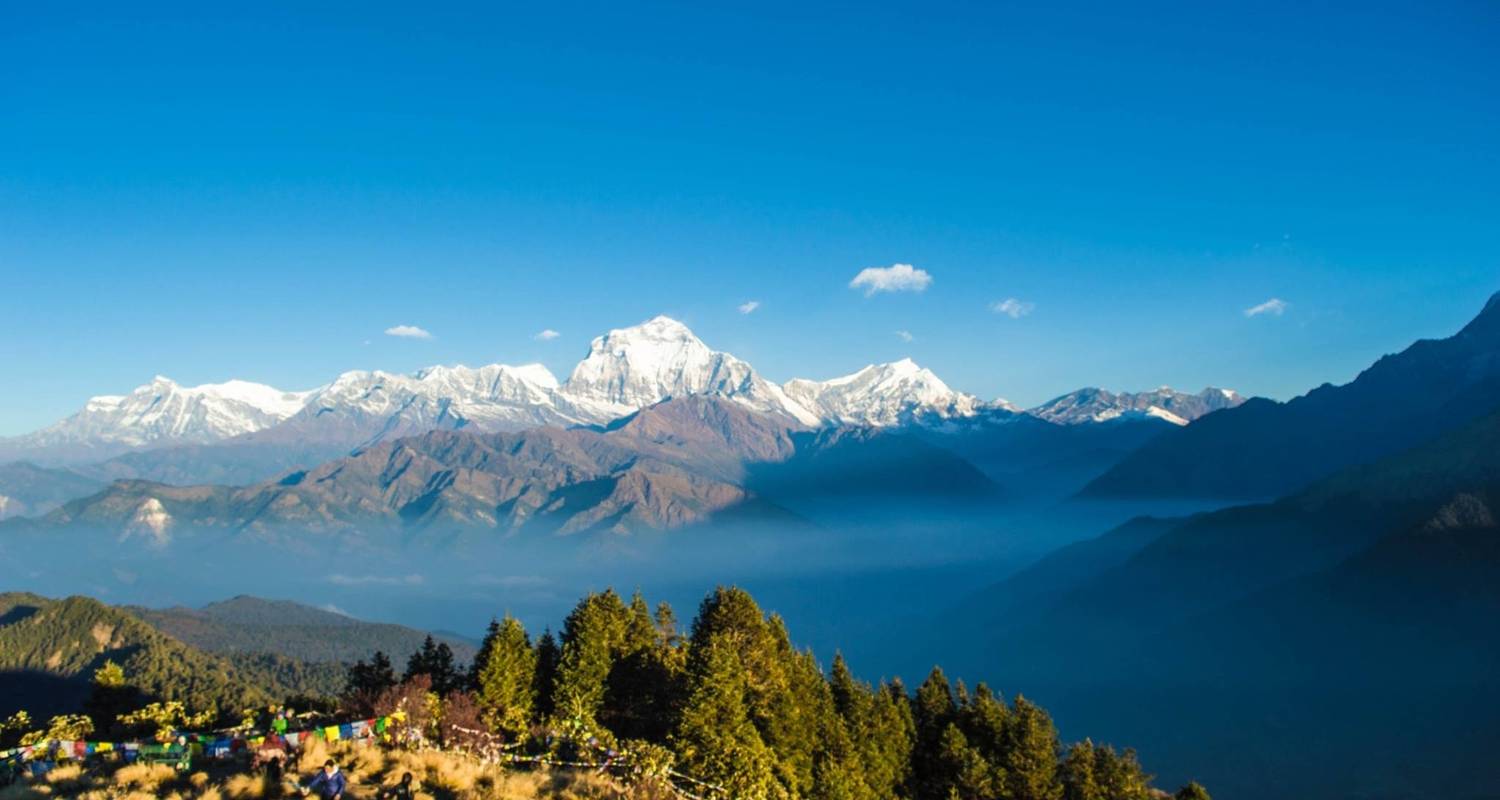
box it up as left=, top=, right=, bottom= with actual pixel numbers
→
left=0, top=669, right=85, bottom=719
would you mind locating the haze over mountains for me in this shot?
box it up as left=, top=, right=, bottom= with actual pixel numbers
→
left=0, top=315, right=1244, bottom=525
left=5, top=294, right=1500, bottom=800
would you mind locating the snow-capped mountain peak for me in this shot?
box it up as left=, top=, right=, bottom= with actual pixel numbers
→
left=562, top=316, right=818, bottom=424
left=1027, top=386, right=1244, bottom=426
left=6, top=316, right=1240, bottom=466
left=284, top=362, right=574, bottom=444
left=3, top=376, right=311, bottom=457
left=783, top=358, right=987, bottom=427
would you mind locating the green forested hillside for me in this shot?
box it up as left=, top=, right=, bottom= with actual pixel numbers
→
left=1, top=587, right=1208, bottom=800
left=0, top=592, right=341, bottom=720
left=129, top=595, right=478, bottom=665
left=352, top=585, right=1210, bottom=800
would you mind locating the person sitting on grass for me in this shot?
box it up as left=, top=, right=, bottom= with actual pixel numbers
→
left=382, top=772, right=416, bottom=800
left=302, top=759, right=347, bottom=799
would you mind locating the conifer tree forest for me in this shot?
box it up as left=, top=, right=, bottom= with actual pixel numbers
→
left=343, top=586, right=1209, bottom=800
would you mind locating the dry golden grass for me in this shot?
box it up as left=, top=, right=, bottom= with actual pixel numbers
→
left=2, top=741, right=635, bottom=800
left=112, top=762, right=177, bottom=791
left=220, top=772, right=270, bottom=799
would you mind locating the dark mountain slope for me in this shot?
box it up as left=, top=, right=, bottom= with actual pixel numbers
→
left=958, top=515, right=1181, bottom=634
left=130, top=595, right=479, bottom=665
left=1020, top=405, right=1500, bottom=659
left=913, top=412, right=1175, bottom=500
left=0, top=462, right=104, bottom=520
left=948, top=407, right=1500, bottom=800
left=1083, top=291, right=1500, bottom=500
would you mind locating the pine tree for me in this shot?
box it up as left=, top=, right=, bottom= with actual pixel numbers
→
left=938, top=722, right=1002, bottom=800
left=473, top=615, right=536, bottom=738
left=759, top=619, right=827, bottom=798
left=829, top=653, right=860, bottom=722
left=1060, top=740, right=1102, bottom=800
left=911, top=667, right=958, bottom=799
left=1002, top=695, right=1062, bottom=800
left=345, top=651, right=398, bottom=714
left=1174, top=781, right=1212, bottom=800
left=405, top=636, right=462, bottom=696
left=469, top=619, right=502, bottom=691
left=552, top=590, right=629, bottom=731
left=84, top=660, right=140, bottom=736
left=866, top=680, right=915, bottom=799
left=670, top=636, right=775, bottom=800
left=655, top=601, right=681, bottom=650
left=956, top=683, right=1009, bottom=769
left=533, top=629, right=560, bottom=717
left=1092, top=745, right=1151, bottom=800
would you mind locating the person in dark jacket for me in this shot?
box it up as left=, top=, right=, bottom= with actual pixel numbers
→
left=303, top=760, right=347, bottom=799
left=383, top=772, right=416, bottom=799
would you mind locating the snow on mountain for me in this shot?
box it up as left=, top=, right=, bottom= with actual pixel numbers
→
left=783, top=358, right=1001, bottom=427
left=1026, top=386, right=1244, bottom=426
left=273, top=362, right=575, bottom=445
left=1, top=376, right=310, bottom=458
left=561, top=316, right=820, bottom=425
left=8, top=316, right=1226, bottom=468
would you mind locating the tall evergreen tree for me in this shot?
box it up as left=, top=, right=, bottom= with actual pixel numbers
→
left=911, top=667, right=958, bottom=799
left=670, top=637, right=775, bottom=800
left=600, top=592, right=680, bottom=740
left=1060, top=740, right=1102, bottom=800
left=405, top=636, right=462, bottom=696
left=866, top=680, right=916, bottom=799
left=84, top=660, right=140, bottom=736
left=1002, top=695, right=1062, bottom=800
left=468, top=619, right=502, bottom=691
left=655, top=601, right=681, bottom=650
left=473, top=615, right=536, bottom=738
left=938, top=722, right=1002, bottom=800
left=1175, top=781, right=1212, bottom=800
left=829, top=653, right=860, bottom=722
left=1092, top=744, right=1151, bottom=800
left=345, top=651, right=398, bottom=714
left=956, top=683, right=1010, bottom=769
left=552, top=590, right=630, bottom=730
left=533, top=629, right=561, bottom=718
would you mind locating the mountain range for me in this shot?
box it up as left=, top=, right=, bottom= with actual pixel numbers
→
left=1083, top=292, right=1500, bottom=501
left=0, top=316, right=1239, bottom=470
left=10, top=394, right=1001, bottom=544
left=0, top=316, right=1244, bottom=532
left=948, top=383, right=1500, bottom=799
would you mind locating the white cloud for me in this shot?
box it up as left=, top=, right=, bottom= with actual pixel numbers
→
left=738, top=300, right=761, bottom=315
left=384, top=324, right=433, bottom=339
left=534, top=329, right=561, bottom=341
left=470, top=574, right=552, bottom=588
left=1244, top=298, right=1288, bottom=317
left=895, top=330, right=914, bottom=342
left=329, top=573, right=425, bottom=586
left=990, top=298, right=1035, bottom=319
left=849, top=263, right=932, bottom=296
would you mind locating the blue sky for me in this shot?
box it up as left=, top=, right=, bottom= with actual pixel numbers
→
left=2, top=2, right=1497, bottom=435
